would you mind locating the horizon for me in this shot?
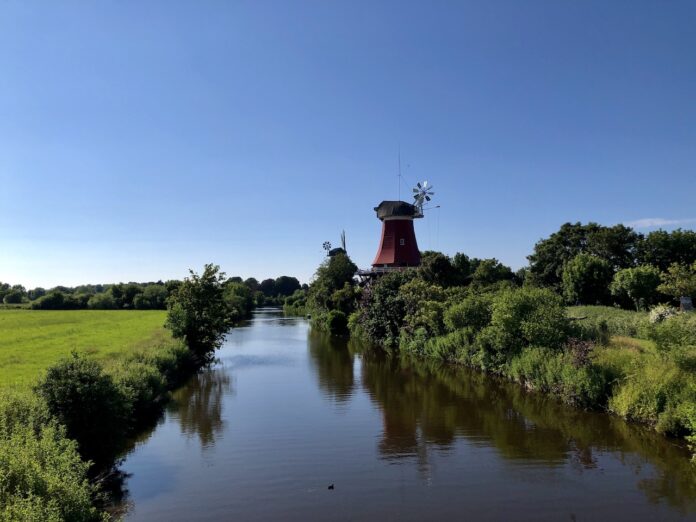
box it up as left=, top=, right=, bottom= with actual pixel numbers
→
left=2, top=1, right=695, bottom=288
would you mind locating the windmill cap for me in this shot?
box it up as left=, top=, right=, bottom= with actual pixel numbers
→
left=374, top=200, right=421, bottom=220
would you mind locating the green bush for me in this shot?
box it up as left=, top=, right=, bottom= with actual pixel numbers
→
left=0, top=392, right=102, bottom=522
left=35, top=354, right=130, bottom=467
left=111, top=360, right=167, bottom=425
left=326, top=310, right=348, bottom=335
left=144, top=342, right=193, bottom=387
left=476, top=287, right=569, bottom=367
left=647, top=313, right=696, bottom=355
left=443, top=293, right=492, bottom=333
left=352, top=271, right=412, bottom=347
left=421, top=329, right=476, bottom=362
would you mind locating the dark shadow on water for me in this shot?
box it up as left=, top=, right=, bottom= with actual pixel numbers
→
left=368, top=354, right=696, bottom=513
left=307, top=330, right=356, bottom=404
left=169, top=368, right=233, bottom=448
left=311, top=335, right=696, bottom=514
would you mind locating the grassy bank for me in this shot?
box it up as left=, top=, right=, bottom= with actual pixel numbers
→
left=349, top=273, right=696, bottom=459
left=0, top=309, right=194, bottom=520
left=0, top=309, right=173, bottom=390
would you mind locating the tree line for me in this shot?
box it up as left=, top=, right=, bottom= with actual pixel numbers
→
left=0, top=274, right=304, bottom=311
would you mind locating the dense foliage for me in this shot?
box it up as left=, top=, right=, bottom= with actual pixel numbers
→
left=35, top=354, right=130, bottom=468
left=347, top=234, right=696, bottom=457
left=3, top=273, right=301, bottom=311
left=165, top=264, right=235, bottom=362
left=305, top=253, right=359, bottom=334
left=0, top=391, right=103, bottom=521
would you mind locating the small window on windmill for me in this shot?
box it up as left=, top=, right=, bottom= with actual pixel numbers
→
left=399, top=238, right=405, bottom=246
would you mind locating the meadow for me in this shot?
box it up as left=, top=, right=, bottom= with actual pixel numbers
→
left=0, top=309, right=173, bottom=390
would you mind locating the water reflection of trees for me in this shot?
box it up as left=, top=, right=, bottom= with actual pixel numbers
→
left=307, top=331, right=355, bottom=404
left=171, top=369, right=232, bottom=447
left=359, top=352, right=696, bottom=512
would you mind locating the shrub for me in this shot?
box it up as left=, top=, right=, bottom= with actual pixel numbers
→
left=443, top=293, right=493, bottom=333
left=353, top=271, right=412, bottom=347
left=649, top=304, right=679, bottom=324
left=125, top=341, right=193, bottom=389
left=420, top=329, right=476, bottom=362
left=647, top=313, right=696, bottom=357
left=478, top=287, right=569, bottom=364
left=326, top=310, right=348, bottom=335
left=111, top=360, right=167, bottom=425
left=0, top=391, right=101, bottom=522
left=35, top=354, right=130, bottom=467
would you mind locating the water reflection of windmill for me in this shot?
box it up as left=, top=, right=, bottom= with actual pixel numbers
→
left=359, top=181, right=437, bottom=279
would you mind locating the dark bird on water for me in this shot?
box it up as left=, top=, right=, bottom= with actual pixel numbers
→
left=328, top=484, right=334, bottom=490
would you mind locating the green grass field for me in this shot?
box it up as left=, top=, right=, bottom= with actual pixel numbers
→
left=0, top=309, right=174, bottom=389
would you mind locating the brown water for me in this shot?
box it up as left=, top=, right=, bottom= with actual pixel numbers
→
left=119, top=308, right=696, bottom=521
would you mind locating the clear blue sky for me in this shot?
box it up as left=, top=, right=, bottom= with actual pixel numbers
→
left=2, top=1, right=695, bottom=288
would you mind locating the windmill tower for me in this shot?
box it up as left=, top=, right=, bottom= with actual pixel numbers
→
left=371, top=181, right=434, bottom=270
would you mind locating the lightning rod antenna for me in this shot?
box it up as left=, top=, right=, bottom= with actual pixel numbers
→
left=398, top=144, right=402, bottom=201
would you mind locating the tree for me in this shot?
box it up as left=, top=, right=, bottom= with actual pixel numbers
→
left=274, top=276, right=301, bottom=297
left=259, top=278, right=276, bottom=297
left=2, top=289, right=24, bottom=304
left=658, top=262, right=696, bottom=303
left=134, top=284, right=168, bottom=309
left=637, top=229, right=696, bottom=271
left=223, top=281, right=253, bottom=320
left=528, top=222, right=640, bottom=288
left=27, top=287, right=46, bottom=300
left=244, top=277, right=260, bottom=292
left=610, top=265, right=662, bottom=310
left=165, top=264, right=234, bottom=362
left=418, top=251, right=456, bottom=287
left=307, top=253, right=358, bottom=312
left=87, top=292, right=117, bottom=310
left=452, top=252, right=473, bottom=283
left=471, top=258, right=514, bottom=287
left=561, top=254, right=613, bottom=305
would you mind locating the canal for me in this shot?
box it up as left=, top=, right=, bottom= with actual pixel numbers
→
left=119, top=308, right=696, bottom=521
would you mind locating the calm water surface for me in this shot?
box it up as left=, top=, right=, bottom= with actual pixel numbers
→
left=119, top=308, right=696, bottom=521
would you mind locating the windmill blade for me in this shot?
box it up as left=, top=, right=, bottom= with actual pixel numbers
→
left=425, top=196, right=431, bottom=201
left=417, top=182, right=422, bottom=189
left=412, top=188, right=419, bottom=193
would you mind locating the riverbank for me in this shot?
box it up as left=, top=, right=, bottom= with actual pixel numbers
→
left=0, top=309, right=198, bottom=520
left=346, top=276, right=696, bottom=460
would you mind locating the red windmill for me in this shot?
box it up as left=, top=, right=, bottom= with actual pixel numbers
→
left=371, top=181, right=434, bottom=270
